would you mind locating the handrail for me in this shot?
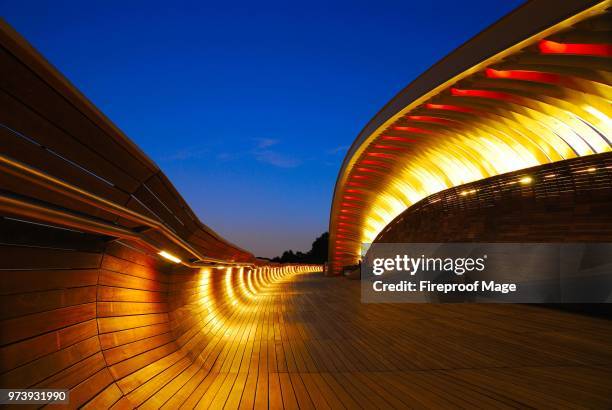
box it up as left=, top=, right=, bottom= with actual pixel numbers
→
left=0, top=153, right=254, bottom=268
left=1, top=17, right=255, bottom=266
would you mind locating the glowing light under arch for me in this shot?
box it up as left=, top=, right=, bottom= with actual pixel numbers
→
left=328, top=2, right=612, bottom=274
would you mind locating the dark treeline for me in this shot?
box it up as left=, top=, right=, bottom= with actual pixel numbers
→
left=271, top=232, right=328, bottom=264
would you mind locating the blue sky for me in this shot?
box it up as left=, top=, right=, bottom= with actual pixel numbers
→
left=2, top=0, right=523, bottom=257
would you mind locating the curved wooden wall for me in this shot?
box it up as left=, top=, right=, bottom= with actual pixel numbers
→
left=0, top=17, right=321, bottom=408
left=0, top=233, right=315, bottom=407
left=0, top=19, right=252, bottom=264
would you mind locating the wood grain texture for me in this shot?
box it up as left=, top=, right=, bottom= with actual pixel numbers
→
left=0, top=235, right=314, bottom=408
left=1, top=6, right=611, bottom=408
left=1, top=213, right=608, bottom=408
left=376, top=152, right=612, bottom=244
left=0, top=23, right=254, bottom=264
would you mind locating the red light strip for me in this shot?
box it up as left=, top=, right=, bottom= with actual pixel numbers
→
left=406, top=115, right=457, bottom=125
left=366, top=152, right=396, bottom=159
left=485, top=68, right=562, bottom=84
left=392, top=126, right=432, bottom=134
left=360, top=160, right=390, bottom=167
left=538, top=40, right=612, bottom=57
left=341, top=202, right=362, bottom=208
left=450, top=87, right=518, bottom=102
left=381, top=136, right=417, bottom=143
left=340, top=208, right=359, bottom=214
left=373, top=145, right=407, bottom=151
left=425, top=103, right=474, bottom=113
left=355, top=167, right=383, bottom=174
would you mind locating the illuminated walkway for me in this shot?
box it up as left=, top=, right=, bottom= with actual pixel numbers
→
left=2, top=258, right=611, bottom=408
left=143, top=270, right=612, bottom=408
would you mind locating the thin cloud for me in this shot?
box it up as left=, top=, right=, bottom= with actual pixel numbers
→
left=249, top=137, right=301, bottom=168
left=165, top=138, right=301, bottom=168
left=254, top=150, right=301, bottom=168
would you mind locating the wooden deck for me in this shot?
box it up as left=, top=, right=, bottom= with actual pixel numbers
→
left=150, top=270, right=611, bottom=409
left=1, top=240, right=611, bottom=409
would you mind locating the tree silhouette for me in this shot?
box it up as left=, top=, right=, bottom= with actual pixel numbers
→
left=271, top=232, right=328, bottom=263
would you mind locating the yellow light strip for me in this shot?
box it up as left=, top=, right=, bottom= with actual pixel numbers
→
left=158, top=250, right=181, bottom=263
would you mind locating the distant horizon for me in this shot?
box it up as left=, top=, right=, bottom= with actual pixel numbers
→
left=2, top=0, right=523, bottom=257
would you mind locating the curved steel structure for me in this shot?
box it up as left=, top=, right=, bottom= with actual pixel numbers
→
left=328, top=0, right=612, bottom=274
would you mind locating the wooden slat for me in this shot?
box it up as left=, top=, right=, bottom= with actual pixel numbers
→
left=0, top=124, right=129, bottom=205
left=0, top=336, right=100, bottom=389
left=0, top=87, right=142, bottom=193
left=0, top=286, right=96, bottom=321
left=0, top=234, right=610, bottom=409
left=0, top=245, right=102, bottom=270
left=0, top=39, right=253, bottom=264
left=0, top=269, right=98, bottom=296
left=0, top=320, right=97, bottom=373
left=0, top=303, right=96, bottom=346
left=0, top=49, right=152, bottom=189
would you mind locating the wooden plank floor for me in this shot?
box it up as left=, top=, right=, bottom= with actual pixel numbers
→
left=150, top=271, right=612, bottom=409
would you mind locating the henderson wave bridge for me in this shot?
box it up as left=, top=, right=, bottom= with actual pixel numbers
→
left=1, top=0, right=611, bottom=408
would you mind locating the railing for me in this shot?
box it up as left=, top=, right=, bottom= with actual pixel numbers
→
left=0, top=19, right=255, bottom=266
